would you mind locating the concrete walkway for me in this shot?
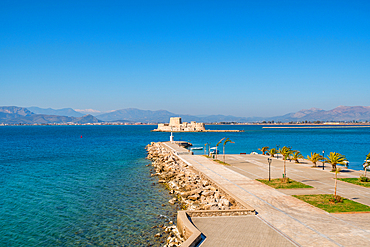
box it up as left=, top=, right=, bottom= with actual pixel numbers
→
left=165, top=142, right=370, bottom=247
left=191, top=216, right=296, bottom=247
left=226, top=154, right=370, bottom=206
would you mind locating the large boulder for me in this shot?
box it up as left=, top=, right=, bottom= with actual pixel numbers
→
left=188, top=194, right=200, bottom=201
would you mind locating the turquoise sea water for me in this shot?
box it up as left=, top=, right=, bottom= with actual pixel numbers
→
left=0, top=125, right=174, bottom=246
left=1, top=125, right=370, bottom=246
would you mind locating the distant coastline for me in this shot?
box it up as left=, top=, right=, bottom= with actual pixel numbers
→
left=2, top=122, right=370, bottom=127
left=263, top=125, right=370, bottom=129
left=213, top=122, right=370, bottom=126
left=0, top=122, right=157, bottom=126
left=3, top=105, right=370, bottom=126
left=2, top=106, right=370, bottom=127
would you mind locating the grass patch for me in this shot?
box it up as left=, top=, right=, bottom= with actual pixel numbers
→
left=293, top=194, right=370, bottom=213
left=337, top=178, right=370, bottom=188
left=212, top=159, right=231, bottom=166
left=256, top=178, right=313, bottom=189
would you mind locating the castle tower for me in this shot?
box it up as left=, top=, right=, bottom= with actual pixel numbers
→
left=169, top=117, right=182, bottom=126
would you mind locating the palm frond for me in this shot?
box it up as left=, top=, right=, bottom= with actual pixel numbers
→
left=223, top=138, right=234, bottom=145
left=216, top=138, right=225, bottom=146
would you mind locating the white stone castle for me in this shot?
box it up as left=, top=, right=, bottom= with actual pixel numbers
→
left=154, top=117, right=206, bottom=132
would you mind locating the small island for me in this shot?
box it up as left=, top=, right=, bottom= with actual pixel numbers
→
left=153, top=117, right=242, bottom=132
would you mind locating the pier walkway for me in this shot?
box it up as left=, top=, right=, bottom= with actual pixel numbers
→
left=164, top=142, right=370, bottom=247
left=226, top=154, right=370, bottom=207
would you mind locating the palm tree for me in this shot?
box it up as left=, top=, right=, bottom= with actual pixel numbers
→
left=276, top=147, right=280, bottom=159
left=269, top=148, right=277, bottom=157
left=223, top=138, right=234, bottom=163
left=363, top=152, right=370, bottom=177
left=291, top=151, right=304, bottom=163
left=324, top=152, right=348, bottom=172
left=259, top=146, right=269, bottom=155
left=307, top=152, right=323, bottom=167
left=215, top=138, right=225, bottom=160
left=334, top=167, right=341, bottom=197
left=279, top=146, right=293, bottom=180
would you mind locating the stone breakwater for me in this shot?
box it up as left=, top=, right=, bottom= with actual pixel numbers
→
left=146, top=142, right=248, bottom=246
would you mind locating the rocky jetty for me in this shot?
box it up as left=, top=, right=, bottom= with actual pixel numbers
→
left=146, top=142, right=245, bottom=246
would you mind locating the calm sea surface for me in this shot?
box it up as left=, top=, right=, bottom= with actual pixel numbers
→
left=1, top=125, right=370, bottom=246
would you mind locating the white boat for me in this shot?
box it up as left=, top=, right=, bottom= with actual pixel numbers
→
left=210, top=147, right=219, bottom=154
left=191, top=147, right=203, bottom=150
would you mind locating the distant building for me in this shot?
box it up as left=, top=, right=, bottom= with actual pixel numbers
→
left=154, top=117, right=206, bottom=132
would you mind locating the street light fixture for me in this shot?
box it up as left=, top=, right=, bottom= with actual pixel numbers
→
left=322, top=150, right=325, bottom=170
left=268, top=158, right=272, bottom=181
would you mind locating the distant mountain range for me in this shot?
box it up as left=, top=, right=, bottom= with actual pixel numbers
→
left=270, top=106, right=370, bottom=122
left=0, top=106, right=101, bottom=124
left=95, top=106, right=370, bottom=123
left=27, top=107, right=84, bottom=117
left=95, top=108, right=252, bottom=123
left=1, top=106, right=370, bottom=124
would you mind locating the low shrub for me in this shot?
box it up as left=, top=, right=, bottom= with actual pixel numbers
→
left=329, top=195, right=343, bottom=204
left=359, top=176, right=370, bottom=182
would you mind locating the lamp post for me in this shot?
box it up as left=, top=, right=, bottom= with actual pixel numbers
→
left=268, top=158, right=272, bottom=181
left=322, top=150, right=325, bottom=170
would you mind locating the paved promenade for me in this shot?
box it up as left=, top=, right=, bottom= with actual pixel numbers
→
left=165, top=142, right=370, bottom=247
left=226, top=154, right=370, bottom=206
left=192, top=216, right=295, bottom=247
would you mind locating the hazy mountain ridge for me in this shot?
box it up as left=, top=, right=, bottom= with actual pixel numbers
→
left=0, top=106, right=34, bottom=119
left=96, top=108, right=256, bottom=123
left=97, top=106, right=370, bottom=122
left=290, top=108, right=324, bottom=119
left=0, top=107, right=101, bottom=124
left=270, top=106, right=370, bottom=122
left=1, top=106, right=370, bottom=124
left=1, top=114, right=101, bottom=124
left=28, top=107, right=84, bottom=117
left=97, top=108, right=175, bottom=122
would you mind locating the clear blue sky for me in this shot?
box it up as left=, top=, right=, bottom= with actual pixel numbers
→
left=1, top=0, right=369, bottom=117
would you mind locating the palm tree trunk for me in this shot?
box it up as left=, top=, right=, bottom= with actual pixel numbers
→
left=334, top=170, right=338, bottom=197
left=223, top=145, right=225, bottom=163
left=215, top=147, right=218, bottom=160
left=284, top=160, right=286, bottom=179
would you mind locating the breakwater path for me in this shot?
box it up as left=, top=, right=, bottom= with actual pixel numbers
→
left=164, top=143, right=370, bottom=247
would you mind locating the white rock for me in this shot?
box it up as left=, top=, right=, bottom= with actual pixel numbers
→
left=168, top=198, right=177, bottom=204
